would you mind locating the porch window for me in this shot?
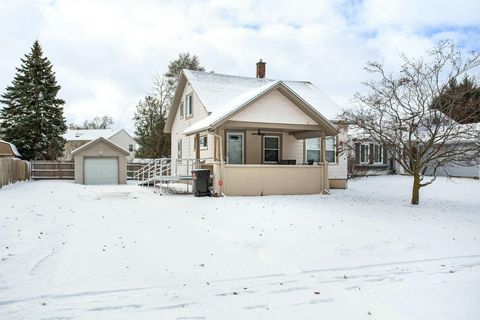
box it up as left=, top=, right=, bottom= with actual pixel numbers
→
left=177, top=139, right=182, bottom=158
left=186, top=94, right=193, bottom=117
left=306, top=138, right=321, bottom=163
left=179, top=101, right=184, bottom=119
left=326, top=137, right=336, bottom=163
left=305, top=137, right=336, bottom=163
left=199, top=135, right=208, bottom=150
left=263, top=135, right=280, bottom=163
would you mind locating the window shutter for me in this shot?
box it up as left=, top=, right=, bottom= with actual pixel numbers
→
left=355, top=143, right=360, bottom=164
left=369, top=143, right=374, bottom=164
left=383, top=146, right=388, bottom=164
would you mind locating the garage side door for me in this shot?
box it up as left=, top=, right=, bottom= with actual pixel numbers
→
left=84, top=157, right=119, bottom=185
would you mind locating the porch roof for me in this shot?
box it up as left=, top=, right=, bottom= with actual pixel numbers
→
left=183, top=81, right=338, bottom=137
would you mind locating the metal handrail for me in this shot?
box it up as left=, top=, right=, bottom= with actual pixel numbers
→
left=133, top=158, right=214, bottom=186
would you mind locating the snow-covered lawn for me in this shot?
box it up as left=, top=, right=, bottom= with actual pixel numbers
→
left=1, top=176, right=479, bottom=320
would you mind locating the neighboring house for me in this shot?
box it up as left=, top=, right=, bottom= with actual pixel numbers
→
left=0, top=140, right=21, bottom=158
left=348, top=122, right=479, bottom=178
left=423, top=121, right=480, bottom=179
left=164, top=60, right=349, bottom=196
left=347, top=126, right=400, bottom=176
left=63, top=129, right=137, bottom=161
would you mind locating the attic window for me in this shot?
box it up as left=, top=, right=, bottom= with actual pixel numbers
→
left=179, top=101, right=184, bottom=119
left=186, top=94, right=193, bottom=117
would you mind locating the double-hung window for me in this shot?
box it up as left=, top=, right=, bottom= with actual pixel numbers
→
left=305, top=137, right=336, bottom=163
left=325, top=137, right=336, bottom=163
left=360, top=143, right=369, bottom=164
left=186, top=94, right=193, bottom=117
left=373, top=144, right=384, bottom=164
left=306, top=138, right=321, bottom=163
left=177, top=139, right=182, bottom=159
left=199, top=135, right=208, bottom=150
left=263, top=135, right=280, bottom=163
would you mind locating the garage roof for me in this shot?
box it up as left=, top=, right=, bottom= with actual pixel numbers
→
left=71, top=137, right=130, bottom=156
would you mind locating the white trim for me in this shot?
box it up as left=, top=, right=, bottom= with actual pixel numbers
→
left=263, top=135, right=280, bottom=164
left=325, top=136, right=337, bottom=164
left=305, top=138, right=321, bottom=163
left=177, top=139, right=183, bottom=158
left=179, top=100, right=184, bottom=119
left=186, top=94, right=193, bottom=118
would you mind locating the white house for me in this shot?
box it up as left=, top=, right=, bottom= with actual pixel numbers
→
left=63, top=129, right=137, bottom=161
left=164, top=61, right=349, bottom=196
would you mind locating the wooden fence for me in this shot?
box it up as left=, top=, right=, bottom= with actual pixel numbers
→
left=0, top=157, right=30, bottom=188
left=30, top=161, right=147, bottom=180
left=127, top=163, right=145, bottom=180
left=31, top=161, right=75, bottom=180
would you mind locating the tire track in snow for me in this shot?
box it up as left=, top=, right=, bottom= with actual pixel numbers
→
left=301, top=254, right=480, bottom=274
left=30, top=250, right=58, bottom=275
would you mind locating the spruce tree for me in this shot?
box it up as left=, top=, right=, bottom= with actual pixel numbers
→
left=0, top=40, right=67, bottom=160
left=134, top=96, right=170, bottom=158
left=134, top=78, right=171, bottom=158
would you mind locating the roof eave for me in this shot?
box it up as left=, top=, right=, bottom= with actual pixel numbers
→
left=164, top=71, right=188, bottom=133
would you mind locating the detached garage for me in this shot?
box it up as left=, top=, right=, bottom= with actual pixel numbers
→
left=71, top=137, right=129, bottom=185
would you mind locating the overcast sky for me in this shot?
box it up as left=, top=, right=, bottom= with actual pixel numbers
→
left=1, top=0, right=479, bottom=132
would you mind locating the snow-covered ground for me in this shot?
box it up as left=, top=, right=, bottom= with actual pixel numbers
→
left=1, top=176, right=479, bottom=320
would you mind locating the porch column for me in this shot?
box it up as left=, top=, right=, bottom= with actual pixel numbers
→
left=212, top=130, right=224, bottom=196
left=320, top=131, right=330, bottom=194
left=194, top=133, right=200, bottom=160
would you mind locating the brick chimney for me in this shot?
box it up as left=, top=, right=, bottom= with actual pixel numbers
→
left=256, top=59, right=266, bottom=78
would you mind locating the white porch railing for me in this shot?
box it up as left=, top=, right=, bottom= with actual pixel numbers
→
left=133, top=158, right=214, bottom=193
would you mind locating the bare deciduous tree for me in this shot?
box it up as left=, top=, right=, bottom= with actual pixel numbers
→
left=343, top=41, right=480, bottom=205
left=69, top=115, right=113, bottom=130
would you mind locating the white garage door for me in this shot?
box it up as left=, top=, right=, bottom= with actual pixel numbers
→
left=84, top=157, right=119, bottom=185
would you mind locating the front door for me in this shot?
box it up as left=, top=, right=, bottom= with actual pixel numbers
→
left=226, top=132, right=244, bottom=164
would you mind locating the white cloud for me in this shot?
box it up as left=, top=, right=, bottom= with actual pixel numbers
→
left=0, top=0, right=478, bottom=132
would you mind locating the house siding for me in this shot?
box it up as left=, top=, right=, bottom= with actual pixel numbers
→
left=230, top=89, right=318, bottom=125
left=169, top=75, right=348, bottom=189
left=109, top=130, right=137, bottom=161
left=170, top=82, right=210, bottom=166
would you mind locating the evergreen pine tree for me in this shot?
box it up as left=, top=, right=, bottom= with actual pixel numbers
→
left=134, top=95, right=170, bottom=158
left=1, top=40, right=67, bottom=160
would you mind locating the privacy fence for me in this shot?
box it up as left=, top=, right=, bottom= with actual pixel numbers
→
left=0, top=157, right=30, bottom=188
left=31, top=161, right=75, bottom=180
left=30, top=160, right=145, bottom=180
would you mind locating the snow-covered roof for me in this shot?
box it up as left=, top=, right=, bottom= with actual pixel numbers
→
left=178, top=70, right=341, bottom=135
left=0, top=140, right=21, bottom=157
left=64, top=129, right=123, bottom=141
left=184, top=80, right=281, bottom=135
left=71, top=137, right=130, bottom=156
left=184, top=70, right=341, bottom=120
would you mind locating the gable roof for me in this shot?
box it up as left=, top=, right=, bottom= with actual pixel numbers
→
left=165, top=70, right=342, bottom=134
left=64, top=129, right=134, bottom=141
left=71, top=137, right=130, bottom=156
left=0, top=140, right=21, bottom=157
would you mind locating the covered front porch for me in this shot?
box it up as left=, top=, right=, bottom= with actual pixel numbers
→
left=193, top=120, right=336, bottom=196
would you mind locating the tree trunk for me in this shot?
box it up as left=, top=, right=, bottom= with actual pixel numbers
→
left=411, top=171, right=421, bottom=205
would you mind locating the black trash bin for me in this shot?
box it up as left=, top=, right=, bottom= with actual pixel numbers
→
left=191, top=169, right=211, bottom=197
